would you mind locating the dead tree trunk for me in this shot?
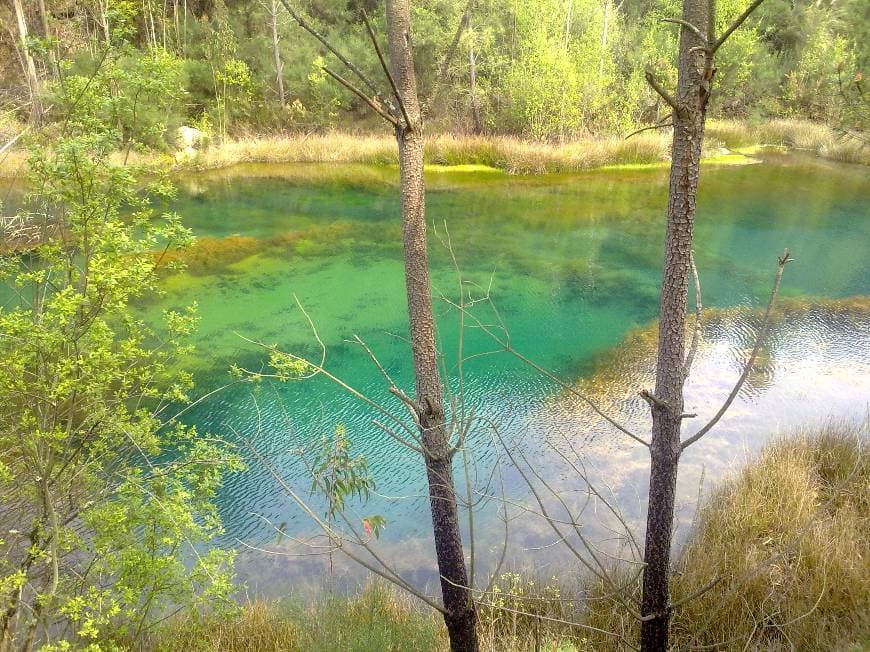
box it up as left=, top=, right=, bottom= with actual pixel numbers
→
left=385, top=1, right=478, bottom=650
left=467, top=8, right=482, bottom=135
left=35, top=0, right=58, bottom=76
left=599, top=0, right=624, bottom=79
left=12, top=0, right=43, bottom=124
left=640, top=0, right=712, bottom=649
left=269, top=0, right=285, bottom=109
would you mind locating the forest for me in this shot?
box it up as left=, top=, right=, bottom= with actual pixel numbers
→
left=1, top=0, right=867, bottom=142
left=0, top=1, right=868, bottom=652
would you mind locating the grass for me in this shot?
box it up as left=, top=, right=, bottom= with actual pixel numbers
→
left=154, top=119, right=870, bottom=172
left=142, top=583, right=445, bottom=652
left=6, top=119, right=864, bottom=181
left=179, top=120, right=866, bottom=173
left=584, top=420, right=870, bottom=651
left=171, top=131, right=673, bottom=175
left=142, top=422, right=869, bottom=651
left=676, top=422, right=869, bottom=650
left=706, top=118, right=870, bottom=165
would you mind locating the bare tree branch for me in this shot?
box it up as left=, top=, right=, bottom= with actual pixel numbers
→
left=481, top=416, right=644, bottom=622
left=360, top=8, right=410, bottom=129
left=438, top=291, right=649, bottom=447
left=322, top=66, right=400, bottom=128
left=278, top=0, right=385, bottom=102
left=710, top=0, right=766, bottom=54
left=625, top=117, right=673, bottom=140
left=659, top=18, right=707, bottom=43
left=681, top=248, right=793, bottom=450
left=645, top=70, right=680, bottom=112
left=242, top=437, right=448, bottom=614
left=0, top=127, right=28, bottom=157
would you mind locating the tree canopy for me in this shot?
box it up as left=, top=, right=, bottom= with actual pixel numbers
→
left=1, top=0, right=866, bottom=143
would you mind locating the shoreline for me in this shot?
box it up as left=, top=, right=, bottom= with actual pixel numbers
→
left=145, top=423, right=868, bottom=651
left=1, top=119, right=866, bottom=181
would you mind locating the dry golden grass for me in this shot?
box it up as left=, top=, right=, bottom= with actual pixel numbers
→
left=584, top=421, right=870, bottom=651
left=3, top=121, right=865, bottom=180
left=670, top=422, right=870, bottom=651
left=707, top=119, right=870, bottom=165
left=180, top=131, right=670, bottom=175
left=159, top=121, right=870, bottom=172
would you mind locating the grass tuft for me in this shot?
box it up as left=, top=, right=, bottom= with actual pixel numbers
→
left=671, top=421, right=869, bottom=651
left=145, top=583, right=445, bottom=652
left=584, top=421, right=870, bottom=650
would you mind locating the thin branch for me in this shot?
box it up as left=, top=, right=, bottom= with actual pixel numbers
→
left=243, top=436, right=447, bottom=614
left=481, top=598, right=636, bottom=648
left=441, top=293, right=649, bottom=447
left=235, top=332, right=420, bottom=444
left=640, top=389, right=668, bottom=410
left=668, top=576, right=722, bottom=612
left=482, top=416, right=642, bottom=619
left=322, top=66, right=399, bottom=128
left=681, top=248, right=793, bottom=450
left=645, top=70, right=679, bottom=112
left=349, top=334, right=397, bottom=389
left=431, top=246, right=646, bottom=447
left=360, top=8, right=410, bottom=129
left=448, top=407, right=475, bottom=456
left=372, top=418, right=423, bottom=454
left=388, top=386, right=423, bottom=423
left=0, top=127, right=28, bottom=157
left=278, top=0, right=383, bottom=101
left=625, top=118, right=673, bottom=140
left=659, top=18, right=706, bottom=43
left=556, top=439, right=643, bottom=560
left=711, top=0, right=766, bottom=53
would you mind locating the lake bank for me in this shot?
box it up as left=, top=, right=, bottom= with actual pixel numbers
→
left=1, top=120, right=866, bottom=182
left=143, top=424, right=869, bottom=652
left=175, top=119, right=866, bottom=174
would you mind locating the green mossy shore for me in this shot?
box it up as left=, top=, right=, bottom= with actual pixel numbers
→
left=141, top=423, right=869, bottom=652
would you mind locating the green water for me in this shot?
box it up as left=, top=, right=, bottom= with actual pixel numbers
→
left=153, top=154, right=869, bottom=591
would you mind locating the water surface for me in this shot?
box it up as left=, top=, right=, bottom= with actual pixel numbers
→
left=155, top=154, right=869, bottom=593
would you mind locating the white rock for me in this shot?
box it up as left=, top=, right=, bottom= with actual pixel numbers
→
left=175, top=126, right=203, bottom=162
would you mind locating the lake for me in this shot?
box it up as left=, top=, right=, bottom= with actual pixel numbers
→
left=154, top=152, right=870, bottom=595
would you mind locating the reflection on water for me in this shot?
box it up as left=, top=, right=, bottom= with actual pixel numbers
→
left=232, top=301, right=870, bottom=596
left=146, top=155, right=870, bottom=595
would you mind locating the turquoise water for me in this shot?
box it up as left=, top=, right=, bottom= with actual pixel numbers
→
left=154, top=154, right=870, bottom=592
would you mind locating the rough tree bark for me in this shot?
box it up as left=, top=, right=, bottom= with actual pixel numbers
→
left=384, top=1, right=478, bottom=650
left=641, top=0, right=712, bottom=648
